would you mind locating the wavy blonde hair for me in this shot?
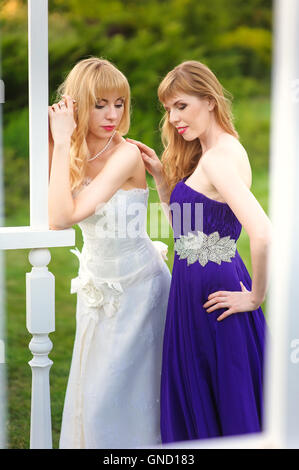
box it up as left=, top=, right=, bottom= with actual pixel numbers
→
left=157, top=61, right=239, bottom=200
left=56, top=57, right=130, bottom=192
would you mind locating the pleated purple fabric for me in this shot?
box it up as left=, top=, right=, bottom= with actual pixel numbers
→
left=160, top=178, right=266, bottom=444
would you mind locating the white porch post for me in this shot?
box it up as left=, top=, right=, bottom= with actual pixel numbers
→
left=0, top=0, right=75, bottom=449
left=26, top=247, right=55, bottom=449
left=28, top=0, right=49, bottom=229
left=26, top=0, right=53, bottom=449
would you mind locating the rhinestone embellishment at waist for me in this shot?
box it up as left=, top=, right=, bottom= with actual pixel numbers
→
left=174, top=230, right=237, bottom=267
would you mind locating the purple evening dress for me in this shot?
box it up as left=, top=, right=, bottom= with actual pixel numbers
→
left=160, top=177, right=266, bottom=443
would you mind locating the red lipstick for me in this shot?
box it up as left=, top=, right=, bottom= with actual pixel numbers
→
left=177, top=127, right=188, bottom=135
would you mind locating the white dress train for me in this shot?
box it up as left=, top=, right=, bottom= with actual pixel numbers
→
left=59, top=178, right=171, bottom=449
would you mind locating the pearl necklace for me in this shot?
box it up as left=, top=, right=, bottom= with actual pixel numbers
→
left=88, top=129, right=117, bottom=162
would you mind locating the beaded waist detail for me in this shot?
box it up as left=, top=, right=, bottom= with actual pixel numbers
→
left=174, top=230, right=237, bottom=267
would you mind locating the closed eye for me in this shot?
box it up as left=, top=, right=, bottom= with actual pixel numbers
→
left=95, top=103, right=124, bottom=109
left=164, top=104, right=187, bottom=113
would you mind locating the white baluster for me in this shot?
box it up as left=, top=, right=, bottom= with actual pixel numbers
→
left=26, top=248, right=55, bottom=449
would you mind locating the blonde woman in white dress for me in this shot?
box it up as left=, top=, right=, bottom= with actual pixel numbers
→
left=48, top=57, right=171, bottom=449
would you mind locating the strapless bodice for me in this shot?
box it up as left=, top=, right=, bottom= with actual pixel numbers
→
left=71, top=178, right=168, bottom=284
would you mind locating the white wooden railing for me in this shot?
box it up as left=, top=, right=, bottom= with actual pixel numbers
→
left=0, top=1, right=75, bottom=449
left=0, top=0, right=299, bottom=449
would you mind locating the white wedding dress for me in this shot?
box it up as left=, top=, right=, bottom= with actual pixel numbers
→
left=59, top=177, right=171, bottom=449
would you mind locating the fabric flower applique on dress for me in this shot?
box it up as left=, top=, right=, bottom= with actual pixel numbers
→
left=69, top=247, right=123, bottom=319
left=174, top=230, right=237, bottom=267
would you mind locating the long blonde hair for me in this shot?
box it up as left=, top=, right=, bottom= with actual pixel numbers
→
left=56, top=57, right=131, bottom=192
left=157, top=61, right=239, bottom=199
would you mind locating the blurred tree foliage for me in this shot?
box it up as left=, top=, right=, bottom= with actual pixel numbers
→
left=1, top=0, right=272, bottom=216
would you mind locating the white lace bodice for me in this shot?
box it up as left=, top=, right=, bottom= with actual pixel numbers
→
left=70, top=177, right=168, bottom=316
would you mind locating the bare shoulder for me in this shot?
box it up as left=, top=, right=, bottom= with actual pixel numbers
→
left=103, top=139, right=146, bottom=188
left=201, top=134, right=251, bottom=187
left=112, top=140, right=142, bottom=162
left=202, top=135, right=247, bottom=164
